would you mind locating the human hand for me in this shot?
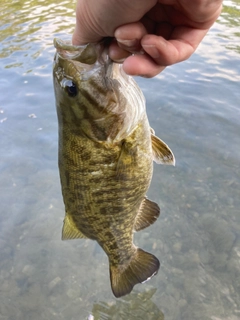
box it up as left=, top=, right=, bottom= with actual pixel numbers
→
left=72, top=0, right=222, bottom=77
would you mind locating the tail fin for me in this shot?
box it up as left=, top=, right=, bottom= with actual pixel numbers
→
left=110, top=248, right=160, bottom=298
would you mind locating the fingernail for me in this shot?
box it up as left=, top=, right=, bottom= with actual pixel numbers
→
left=142, top=44, right=160, bottom=59
left=112, top=58, right=125, bottom=63
left=117, top=39, right=138, bottom=48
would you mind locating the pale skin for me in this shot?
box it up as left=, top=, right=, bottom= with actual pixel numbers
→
left=72, top=0, right=223, bottom=77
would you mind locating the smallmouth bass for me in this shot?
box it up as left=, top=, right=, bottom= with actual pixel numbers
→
left=53, top=38, right=175, bottom=298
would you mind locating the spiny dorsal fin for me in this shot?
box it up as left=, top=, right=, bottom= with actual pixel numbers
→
left=110, top=248, right=160, bottom=298
left=62, top=214, right=88, bottom=240
left=151, top=133, right=175, bottom=166
left=134, top=198, right=160, bottom=232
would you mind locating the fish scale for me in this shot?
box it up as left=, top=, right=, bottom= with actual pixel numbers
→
left=53, top=38, right=175, bottom=298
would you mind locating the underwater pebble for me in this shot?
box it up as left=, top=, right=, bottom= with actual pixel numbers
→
left=178, top=299, right=187, bottom=308
left=211, top=252, right=228, bottom=271
left=22, top=264, right=35, bottom=276
left=199, top=249, right=211, bottom=264
left=174, top=231, right=181, bottom=238
left=48, top=277, right=61, bottom=290
left=201, top=216, right=236, bottom=253
left=226, top=250, right=240, bottom=277
left=66, top=288, right=81, bottom=299
left=171, top=267, right=183, bottom=275
left=172, top=242, right=182, bottom=253
left=192, top=211, right=199, bottom=218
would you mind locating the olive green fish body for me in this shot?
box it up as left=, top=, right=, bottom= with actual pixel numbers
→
left=59, top=114, right=152, bottom=250
left=53, top=39, right=175, bottom=297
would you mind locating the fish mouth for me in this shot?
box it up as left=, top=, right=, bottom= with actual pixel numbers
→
left=53, top=38, right=98, bottom=65
left=53, top=38, right=124, bottom=102
left=53, top=38, right=113, bottom=67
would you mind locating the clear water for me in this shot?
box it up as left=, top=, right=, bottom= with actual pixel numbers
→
left=0, top=1, right=240, bottom=319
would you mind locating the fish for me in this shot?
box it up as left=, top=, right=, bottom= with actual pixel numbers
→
left=53, top=38, right=175, bottom=298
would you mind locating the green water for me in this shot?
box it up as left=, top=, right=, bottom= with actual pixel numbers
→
left=0, top=1, right=240, bottom=319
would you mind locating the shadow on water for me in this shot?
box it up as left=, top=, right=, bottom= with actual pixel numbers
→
left=89, top=288, right=164, bottom=320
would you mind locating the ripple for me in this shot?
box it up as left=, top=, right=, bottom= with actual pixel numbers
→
left=0, top=0, right=75, bottom=66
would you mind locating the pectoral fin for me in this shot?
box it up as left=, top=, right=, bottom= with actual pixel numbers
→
left=62, top=213, right=88, bottom=240
left=151, top=133, right=175, bottom=166
left=116, top=140, right=135, bottom=178
left=134, top=198, right=160, bottom=232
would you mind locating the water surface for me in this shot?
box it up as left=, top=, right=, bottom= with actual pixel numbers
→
left=0, top=1, right=240, bottom=319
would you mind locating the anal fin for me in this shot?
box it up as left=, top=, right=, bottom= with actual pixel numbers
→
left=151, top=132, right=175, bottom=165
left=62, top=213, right=88, bottom=240
left=134, top=198, right=160, bottom=232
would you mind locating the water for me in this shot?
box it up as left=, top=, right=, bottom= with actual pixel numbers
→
left=0, top=1, right=239, bottom=319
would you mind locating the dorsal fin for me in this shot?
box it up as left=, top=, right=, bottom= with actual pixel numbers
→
left=62, top=213, right=88, bottom=240
left=151, top=133, right=175, bottom=165
left=134, top=198, right=160, bottom=232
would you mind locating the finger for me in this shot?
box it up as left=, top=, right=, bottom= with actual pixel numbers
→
left=114, top=22, right=148, bottom=53
left=141, top=27, right=209, bottom=66
left=109, top=40, right=131, bottom=62
left=122, top=54, right=166, bottom=77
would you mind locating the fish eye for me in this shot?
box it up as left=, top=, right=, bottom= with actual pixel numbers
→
left=64, top=79, right=78, bottom=97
